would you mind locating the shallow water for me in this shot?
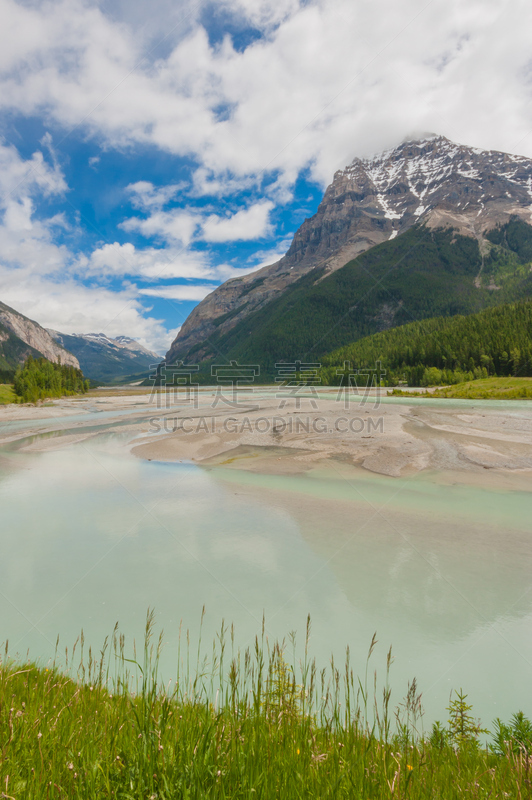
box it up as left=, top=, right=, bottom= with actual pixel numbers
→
left=1, top=404, right=532, bottom=732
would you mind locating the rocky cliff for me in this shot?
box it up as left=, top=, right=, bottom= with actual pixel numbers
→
left=166, top=134, right=532, bottom=363
left=0, top=301, right=79, bottom=371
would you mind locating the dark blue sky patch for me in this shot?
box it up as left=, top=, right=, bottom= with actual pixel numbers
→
left=199, top=4, right=264, bottom=53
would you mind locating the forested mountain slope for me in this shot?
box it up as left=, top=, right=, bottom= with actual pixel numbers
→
left=166, top=135, right=532, bottom=367
left=180, top=218, right=532, bottom=377
left=319, top=299, right=532, bottom=387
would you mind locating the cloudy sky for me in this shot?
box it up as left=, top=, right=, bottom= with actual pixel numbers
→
left=1, top=0, right=532, bottom=353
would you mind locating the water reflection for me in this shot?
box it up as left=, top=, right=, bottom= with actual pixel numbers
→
left=1, top=431, right=531, bottom=729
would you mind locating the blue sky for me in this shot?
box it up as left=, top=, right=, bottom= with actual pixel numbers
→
left=0, top=0, right=531, bottom=353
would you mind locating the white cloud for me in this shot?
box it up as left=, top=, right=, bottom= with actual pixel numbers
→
left=127, top=180, right=187, bottom=210
left=201, top=200, right=274, bottom=242
left=121, top=208, right=200, bottom=245
left=121, top=184, right=274, bottom=246
left=0, top=273, right=179, bottom=353
left=87, top=241, right=271, bottom=283
left=87, top=242, right=213, bottom=280
left=0, top=141, right=184, bottom=352
left=190, top=167, right=257, bottom=198
left=2, top=0, right=532, bottom=354
left=0, top=138, right=66, bottom=209
left=139, top=284, right=216, bottom=301
left=0, top=0, right=531, bottom=194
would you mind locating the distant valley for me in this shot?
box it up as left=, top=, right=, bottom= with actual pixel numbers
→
left=48, top=331, right=161, bottom=383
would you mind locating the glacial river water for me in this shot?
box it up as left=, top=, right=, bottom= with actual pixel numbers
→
left=1, top=400, right=532, bottom=732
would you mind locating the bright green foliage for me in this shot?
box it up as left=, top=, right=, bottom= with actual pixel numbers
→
left=389, top=377, right=532, bottom=399
left=319, top=300, right=532, bottom=386
left=446, top=689, right=489, bottom=748
left=428, top=691, right=490, bottom=752
left=429, top=720, right=449, bottom=749
left=0, top=383, right=16, bottom=404
left=0, top=619, right=531, bottom=799
left=492, top=711, right=532, bottom=756
left=431, top=377, right=532, bottom=399
left=13, top=355, right=90, bottom=403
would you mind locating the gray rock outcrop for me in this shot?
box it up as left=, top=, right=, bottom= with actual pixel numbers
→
left=0, top=301, right=80, bottom=368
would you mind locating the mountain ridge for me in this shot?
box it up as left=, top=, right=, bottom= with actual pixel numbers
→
left=166, top=135, right=532, bottom=365
left=49, top=331, right=161, bottom=383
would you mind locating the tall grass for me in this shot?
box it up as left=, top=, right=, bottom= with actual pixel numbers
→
left=1, top=612, right=530, bottom=799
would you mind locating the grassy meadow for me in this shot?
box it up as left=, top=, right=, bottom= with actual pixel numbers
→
left=0, top=383, right=15, bottom=404
left=1, top=615, right=532, bottom=799
left=431, top=377, right=532, bottom=399
left=389, top=377, right=532, bottom=400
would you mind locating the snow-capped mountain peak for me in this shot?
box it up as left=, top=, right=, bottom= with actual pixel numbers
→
left=336, top=135, right=532, bottom=234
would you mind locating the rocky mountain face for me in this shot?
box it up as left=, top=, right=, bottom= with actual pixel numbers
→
left=49, top=331, right=161, bottom=383
left=166, top=135, right=532, bottom=363
left=0, top=301, right=79, bottom=377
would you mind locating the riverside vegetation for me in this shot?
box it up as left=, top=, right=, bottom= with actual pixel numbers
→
left=11, top=355, right=89, bottom=403
left=0, top=383, right=15, bottom=404
left=1, top=613, right=532, bottom=799
left=389, top=377, right=532, bottom=400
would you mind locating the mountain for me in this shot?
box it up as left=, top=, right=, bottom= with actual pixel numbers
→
left=165, top=135, right=532, bottom=371
left=178, top=219, right=532, bottom=374
left=0, top=301, right=79, bottom=381
left=48, top=331, right=161, bottom=383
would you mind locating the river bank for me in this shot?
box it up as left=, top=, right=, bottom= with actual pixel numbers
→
left=1, top=388, right=532, bottom=484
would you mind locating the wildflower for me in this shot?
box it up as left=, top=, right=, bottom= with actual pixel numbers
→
left=37, top=732, right=42, bottom=739
left=67, top=762, right=74, bottom=771
left=296, top=749, right=300, bottom=755
left=407, top=765, right=413, bottom=771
